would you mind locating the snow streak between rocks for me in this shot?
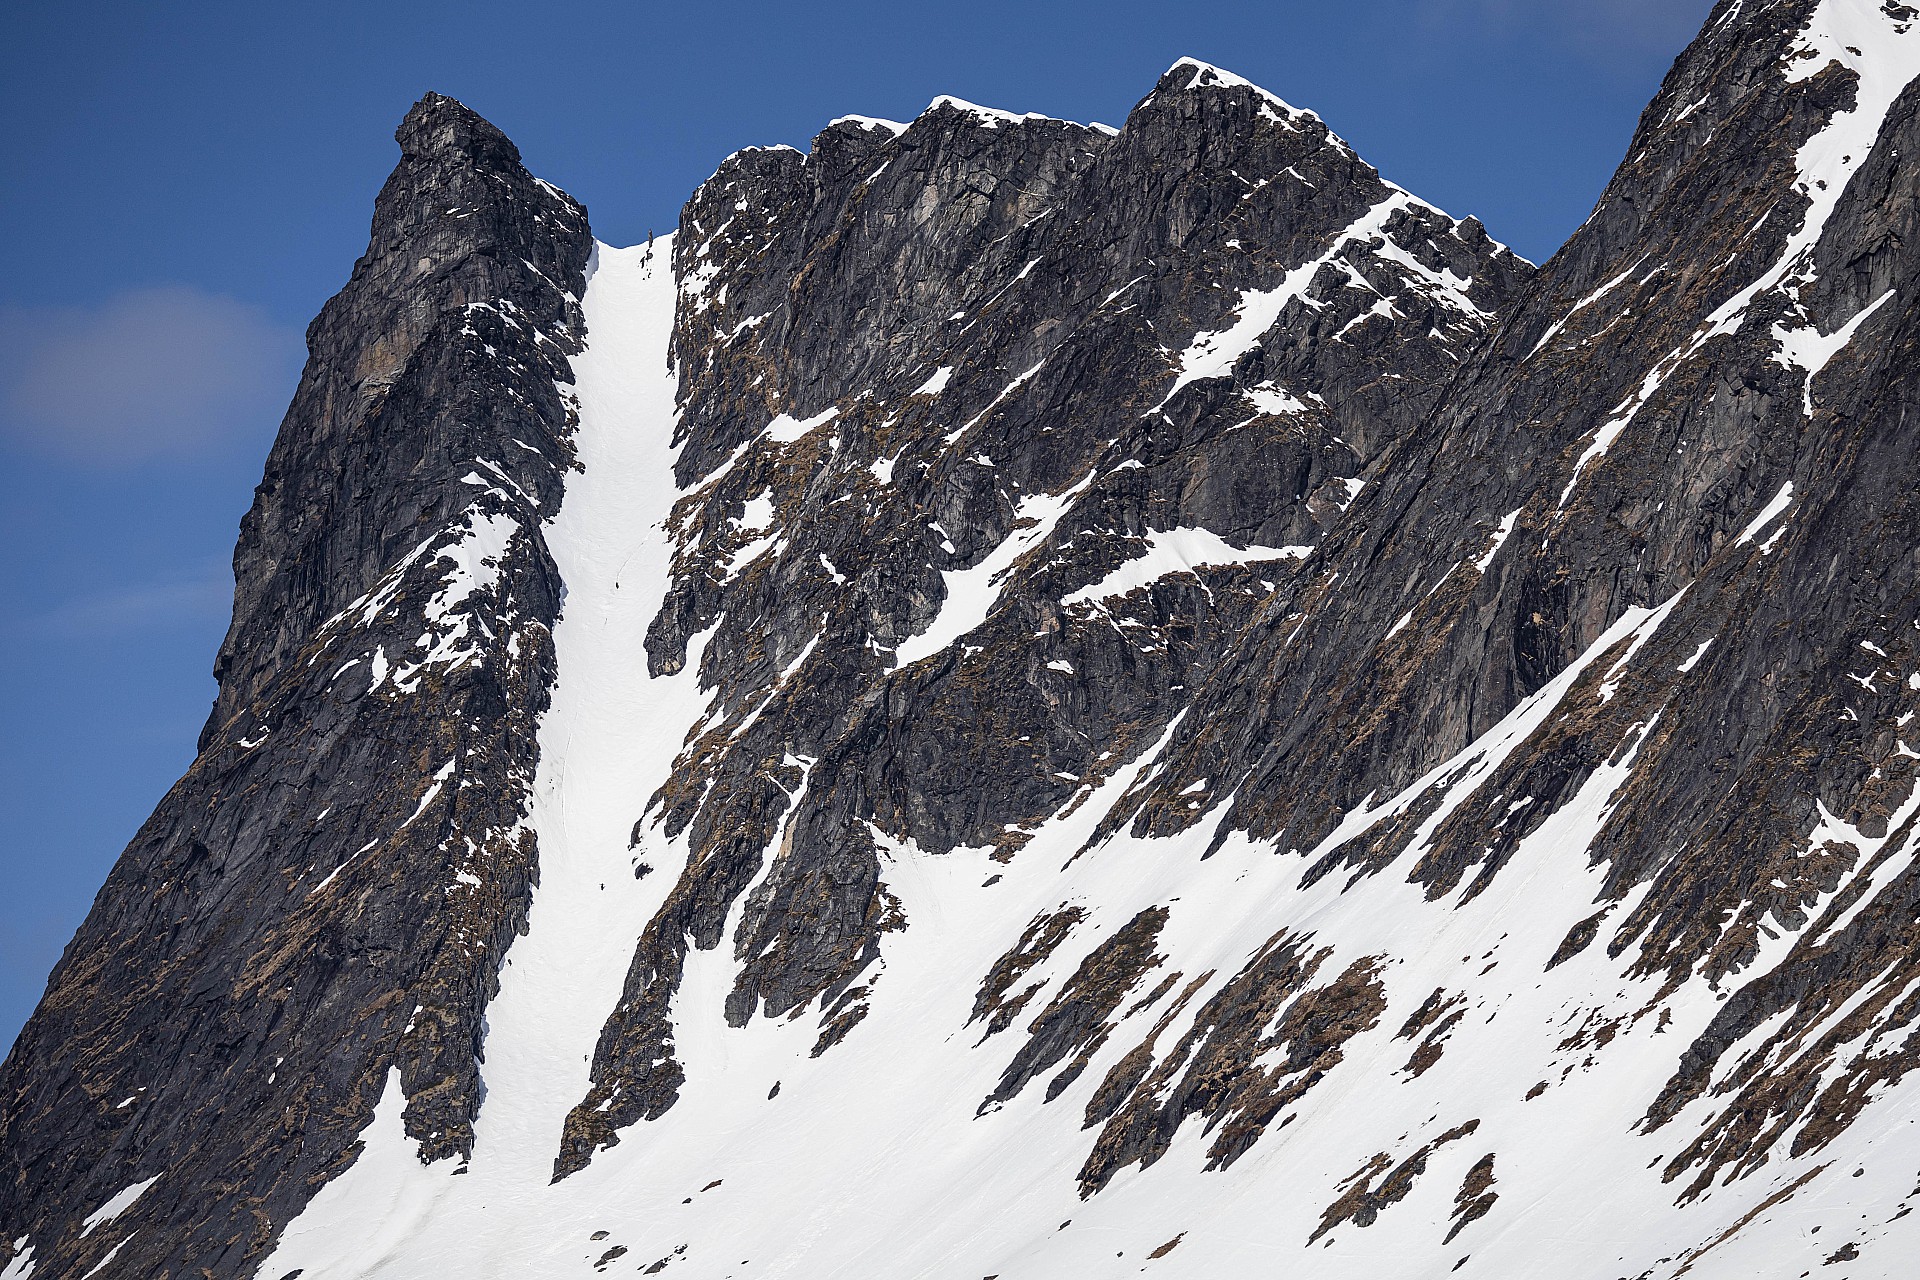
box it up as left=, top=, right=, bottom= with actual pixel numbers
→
left=259, top=238, right=721, bottom=1277
left=256, top=565, right=1920, bottom=1278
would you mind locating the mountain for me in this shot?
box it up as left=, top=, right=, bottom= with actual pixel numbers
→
left=6, top=1, right=1920, bottom=1276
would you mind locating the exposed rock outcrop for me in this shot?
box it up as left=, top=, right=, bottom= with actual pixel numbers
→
left=0, top=93, right=592, bottom=1279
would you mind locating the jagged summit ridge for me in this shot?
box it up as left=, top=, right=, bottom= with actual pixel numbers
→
left=1, top=74, right=596, bottom=1280
left=6, top=2, right=1920, bottom=1276
left=820, top=56, right=1303, bottom=142
left=1160, top=55, right=1323, bottom=120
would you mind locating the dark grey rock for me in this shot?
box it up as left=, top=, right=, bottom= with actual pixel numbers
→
left=0, top=92, right=591, bottom=1279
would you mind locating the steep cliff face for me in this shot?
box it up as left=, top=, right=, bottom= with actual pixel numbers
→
left=1108, top=0, right=1920, bottom=1199
left=0, top=95, right=594, bottom=1278
left=559, top=58, right=1530, bottom=1174
left=7, top=2, right=1920, bottom=1278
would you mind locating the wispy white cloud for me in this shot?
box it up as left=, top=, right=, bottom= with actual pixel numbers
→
left=24, top=562, right=232, bottom=639
left=0, top=286, right=300, bottom=464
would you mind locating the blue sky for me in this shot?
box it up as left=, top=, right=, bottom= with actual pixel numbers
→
left=0, top=0, right=1715, bottom=1052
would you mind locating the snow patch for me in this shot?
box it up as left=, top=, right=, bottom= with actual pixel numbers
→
left=80, top=1177, right=159, bottom=1237
left=80, top=1234, right=135, bottom=1279
left=829, top=114, right=906, bottom=134
left=1734, top=482, right=1794, bottom=547
left=1677, top=638, right=1715, bottom=674
left=1163, top=191, right=1484, bottom=403
left=1064, top=527, right=1312, bottom=607
left=895, top=471, right=1098, bottom=666
left=1473, top=508, right=1522, bottom=573
left=764, top=408, right=839, bottom=444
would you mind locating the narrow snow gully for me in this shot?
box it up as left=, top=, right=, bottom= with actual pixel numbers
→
left=258, top=239, right=706, bottom=1278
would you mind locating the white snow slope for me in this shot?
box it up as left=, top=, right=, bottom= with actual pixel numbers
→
left=248, top=236, right=1920, bottom=1280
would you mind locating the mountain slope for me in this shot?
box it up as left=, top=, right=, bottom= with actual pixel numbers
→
left=6, top=2, right=1920, bottom=1277
left=560, top=56, right=1530, bottom=1175
left=0, top=95, right=595, bottom=1278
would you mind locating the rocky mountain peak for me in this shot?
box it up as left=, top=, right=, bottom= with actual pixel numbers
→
left=1154, top=55, right=1322, bottom=120
left=567, top=55, right=1534, bottom=1179
left=394, top=89, right=525, bottom=169
left=204, top=89, right=588, bottom=739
